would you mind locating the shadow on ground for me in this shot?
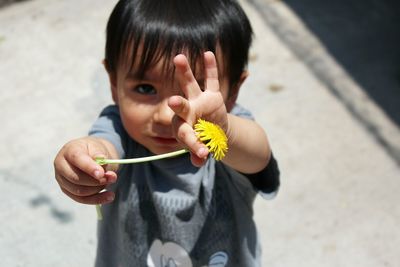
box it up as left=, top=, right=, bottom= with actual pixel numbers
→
left=0, top=0, right=30, bottom=9
left=284, top=0, right=400, bottom=126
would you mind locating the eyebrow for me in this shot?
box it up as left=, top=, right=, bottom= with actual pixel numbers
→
left=125, top=70, right=161, bottom=82
left=125, top=71, right=140, bottom=80
left=125, top=67, right=206, bottom=89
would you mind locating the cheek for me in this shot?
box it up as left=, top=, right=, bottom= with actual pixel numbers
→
left=119, top=105, right=151, bottom=135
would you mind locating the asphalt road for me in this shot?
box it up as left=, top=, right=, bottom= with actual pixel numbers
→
left=284, top=0, right=400, bottom=127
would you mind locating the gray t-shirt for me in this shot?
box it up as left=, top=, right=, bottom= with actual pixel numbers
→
left=89, top=105, right=279, bottom=267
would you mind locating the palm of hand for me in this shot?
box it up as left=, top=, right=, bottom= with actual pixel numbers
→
left=169, top=52, right=229, bottom=162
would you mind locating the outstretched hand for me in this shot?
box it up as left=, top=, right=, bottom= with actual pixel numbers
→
left=169, top=51, right=229, bottom=166
left=53, top=137, right=118, bottom=205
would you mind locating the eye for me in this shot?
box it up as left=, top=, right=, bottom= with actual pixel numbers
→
left=134, top=84, right=157, bottom=95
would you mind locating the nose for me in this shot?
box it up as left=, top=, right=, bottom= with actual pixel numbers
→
left=153, top=99, right=174, bottom=126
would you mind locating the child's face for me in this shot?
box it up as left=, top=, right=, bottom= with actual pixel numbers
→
left=108, top=54, right=240, bottom=155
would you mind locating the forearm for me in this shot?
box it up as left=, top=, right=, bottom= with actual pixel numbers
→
left=222, top=114, right=271, bottom=174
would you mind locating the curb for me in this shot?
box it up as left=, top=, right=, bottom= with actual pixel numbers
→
left=247, top=0, right=400, bottom=165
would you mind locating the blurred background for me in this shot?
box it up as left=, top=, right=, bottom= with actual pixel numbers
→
left=1, top=0, right=399, bottom=266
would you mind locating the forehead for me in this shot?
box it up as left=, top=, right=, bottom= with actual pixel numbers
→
left=118, top=43, right=226, bottom=82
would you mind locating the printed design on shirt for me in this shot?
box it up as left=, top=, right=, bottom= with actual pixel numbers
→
left=206, top=251, right=229, bottom=267
left=147, top=239, right=228, bottom=267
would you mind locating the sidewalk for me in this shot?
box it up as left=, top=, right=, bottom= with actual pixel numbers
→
left=244, top=1, right=400, bottom=266
left=0, top=0, right=399, bottom=266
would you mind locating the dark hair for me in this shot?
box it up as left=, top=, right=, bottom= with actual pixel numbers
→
left=105, top=0, right=253, bottom=89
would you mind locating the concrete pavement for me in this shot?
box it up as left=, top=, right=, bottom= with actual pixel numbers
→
left=0, top=0, right=399, bottom=266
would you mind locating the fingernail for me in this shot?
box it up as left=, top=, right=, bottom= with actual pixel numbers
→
left=94, top=170, right=101, bottom=179
left=107, top=195, right=115, bottom=202
left=197, top=147, right=207, bottom=158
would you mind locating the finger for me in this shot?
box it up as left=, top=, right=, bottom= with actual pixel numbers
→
left=56, top=173, right=106, bottom=197
left=56, top=157, right=108, bottom=186
left=173, top=117, right=209, bottom=158
left=204, top=51, right=220, bottom=92
left=61, top=187, right=115, bottom=205
left=104, top=171, right=118, bottom=184
left=168, top=95, right=193, bottom=124
left=173, top=54, right=202, bottom=99
left=64, top=147, right=105, bottom=182
left=190, top=153, right=208, bottom=167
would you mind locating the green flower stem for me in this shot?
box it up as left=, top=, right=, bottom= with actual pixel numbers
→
left=95, top=149, right=188, bottom=220
left=96, top=204, right=103, bottom=221
left=95, top=149, right=188, bottom=165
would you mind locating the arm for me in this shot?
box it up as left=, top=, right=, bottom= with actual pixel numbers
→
left=169, top=51, right=271, bottom=173
left=223, top=114, right=271, bottom=173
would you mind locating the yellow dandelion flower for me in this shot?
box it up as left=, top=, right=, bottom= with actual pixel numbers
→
left=194, top=118, right=228, bottom=161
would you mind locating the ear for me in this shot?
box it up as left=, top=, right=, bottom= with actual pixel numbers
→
left=226, top=70, right=248, bottom=112
left=103, top=59, right=119, bottom=105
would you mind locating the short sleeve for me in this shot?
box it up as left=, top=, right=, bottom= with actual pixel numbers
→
left=230, top=104, right=254, bottom=120
left=244, top=153, right=280, bottom=199
left=88, top=105, right=126, bottom=158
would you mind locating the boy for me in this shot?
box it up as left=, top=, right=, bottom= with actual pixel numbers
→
left=54, top=0, right=280, bottom=266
